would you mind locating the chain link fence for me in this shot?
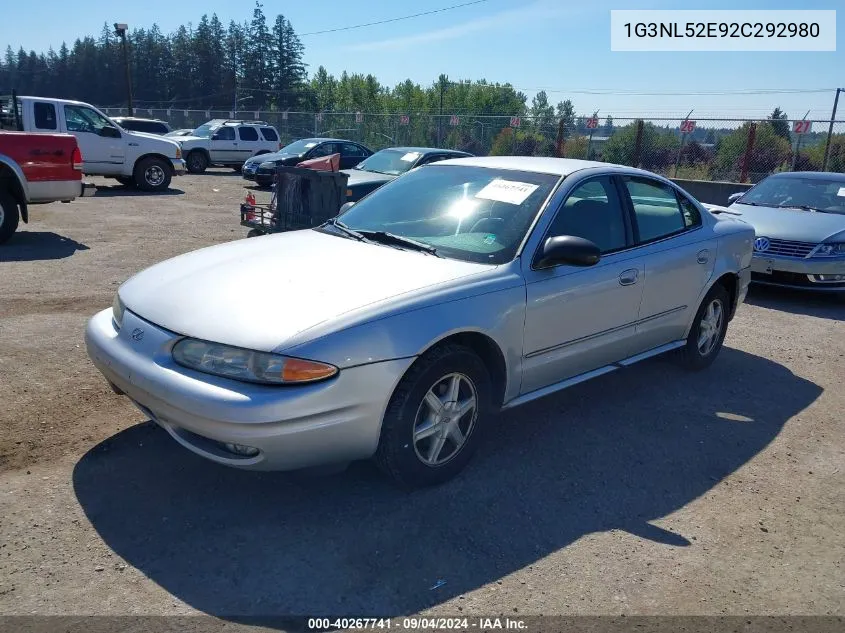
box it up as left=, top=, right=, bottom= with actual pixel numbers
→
left=102, top=107, right=845, bottom=183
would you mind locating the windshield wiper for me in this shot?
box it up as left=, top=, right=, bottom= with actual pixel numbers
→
left=356, top=230, right=441, bottom=256
left=321, top=218, right=365, bottom=240
left=778, top=204, right=828, bottom=213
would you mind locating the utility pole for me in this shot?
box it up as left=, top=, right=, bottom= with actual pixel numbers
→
left=438, top=81, right=446, bottom=146
left=821, top=88, right=842, bottom=172
left=113, top=23, right=133, bottom=116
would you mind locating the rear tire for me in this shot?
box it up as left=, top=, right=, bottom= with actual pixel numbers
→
left=134, top=157, right=172, bottom=192
left=116, top=176, right=135, bottom=188
left=676, top=284, right=730, bottom=370
left=186, top=151, right=208, bottom=174
left=0, top=189, right=20, bottom=245
left=231, top=164, right=243, bottom=173
left=375, top=343, right=492, bottom=488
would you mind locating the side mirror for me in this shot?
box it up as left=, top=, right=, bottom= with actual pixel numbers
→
left=99, top=126, right=120, bottom=138
left=727, top=192, right=744, bottom=203
left=339, top=201, right=355, bottom=214
left=211, top=132, right=221, bottom=140
left=535, top=235, right=601, bottom=269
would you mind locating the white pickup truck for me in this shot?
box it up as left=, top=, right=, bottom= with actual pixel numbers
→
left=1, top=95, right=186, bottom=192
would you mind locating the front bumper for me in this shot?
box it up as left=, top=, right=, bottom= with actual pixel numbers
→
left=750, top=254, right=845, bottom=292
left=85, top=308, right=413, bottom=471
left=171, top=158, right=187, bottom=176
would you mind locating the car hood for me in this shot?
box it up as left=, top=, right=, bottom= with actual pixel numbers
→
left=124, top=131, right=182, bottom=156
left=728, top=203, right=845, bottom=243
left=118, top=229, right=490, bottom=352
left=343, top=169, right=397, bottom=187
left=249, top=152, right=301, bottom=166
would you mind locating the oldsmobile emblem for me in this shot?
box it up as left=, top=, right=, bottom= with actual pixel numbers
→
left=131, top=328, right=145, bottom=341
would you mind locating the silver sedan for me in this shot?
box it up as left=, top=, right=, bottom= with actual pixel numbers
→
left=85, top=157, right=754, bottom=487
left=722, top=172, right=845, bottom=292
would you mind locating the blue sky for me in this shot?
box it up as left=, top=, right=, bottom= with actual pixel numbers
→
left=1, top=0, right=843, bottom=119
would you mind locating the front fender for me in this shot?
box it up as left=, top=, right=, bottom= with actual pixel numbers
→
left=280, top=282, right=528, bottom=404
left=0, top=154, right=29, bottom=222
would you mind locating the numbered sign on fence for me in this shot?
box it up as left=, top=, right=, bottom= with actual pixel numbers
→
left=315, top=113, right=323, bottom=122
left=510, top=116, right=521, bottom=128
left=586, top=117, right=599, bottom=129
left=183, top=110, right=188, bottom=117
left=680, top=119, right=696, bottom=134
left=228, top=111, right=234, bottom=118
left=205, top=110, right=210, bottom=119
left=450, top=115, right=460, bottom=127
left=793, top=120, right=812, bottom=134
left=254, top=111, right=260, bottom=120
left=400, top=115, right=410, bottom=126
left=355, top=112, right=363, bottom=124
left=282, top=111, right=288, bottom=120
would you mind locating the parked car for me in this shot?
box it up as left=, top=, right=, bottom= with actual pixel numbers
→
left=85, top=157, right=753, bottom=487
left=1, top=95, right=186, bottom=191
left=344, top=147, right=473, bottom=202
left=111, top=116, right=171, bottom=135
left=243, top=138, right=374, bottom=187
left=0, top=131, right=94, bottom=243
left=177, top=119, right=282, bottom=173
left=165, top=129, right=194, bottom=138
left=722, top=172, right=845, bottom=293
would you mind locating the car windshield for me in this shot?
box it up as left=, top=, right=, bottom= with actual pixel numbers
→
left=355, top=149, right=423, bottom=175
left=739, top=176, right=845, bottom=214
left=190, top=123, right=218, bottom=138
left=325, top=165, right=560, bottom=264
left=279, top=139, right=320, bottom=154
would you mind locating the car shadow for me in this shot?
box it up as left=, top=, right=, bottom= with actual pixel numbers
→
left=1, top=231, right=89, bottom=261
left=745, top=285, right=844, bottom=321
left=202, top=169, right=244, bottom=177
left=93, top=186, right=185, bottom=197
left=73, top=347, right=820, bottom=621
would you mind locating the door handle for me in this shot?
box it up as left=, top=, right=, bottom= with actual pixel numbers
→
left=619, top=268, right=639, bottom=286
left=697, top=249, right=711, bottom=264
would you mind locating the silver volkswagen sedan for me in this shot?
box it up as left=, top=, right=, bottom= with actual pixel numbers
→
left=85, top=157, right=753, bottom=487
left=724, top=171, right=845, bottom=292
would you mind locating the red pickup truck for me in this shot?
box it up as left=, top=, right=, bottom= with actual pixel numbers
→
left=0, top=131, right=94, bottom=245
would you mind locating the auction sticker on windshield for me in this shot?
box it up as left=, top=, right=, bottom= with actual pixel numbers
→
left=400, top=152, right=421, bottom=162
left=837, top=187, right=845, bottom=197
left=475, top=179, right=539, bottom=205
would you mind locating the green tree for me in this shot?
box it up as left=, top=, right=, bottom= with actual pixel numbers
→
left=768, top=107, right=791, bottom=142
left=713, top=122, right=792, bottom=181
left=602, top=120, right=680, bottom=170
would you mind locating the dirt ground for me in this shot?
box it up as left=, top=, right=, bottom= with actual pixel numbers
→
left=0, top=171, right=842, bottom=619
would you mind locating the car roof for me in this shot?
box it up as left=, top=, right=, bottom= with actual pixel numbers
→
left=378, top=147, right=471, bottom=156
left=433, top=155, right=623, bottom=176
left=767, top=171, right=845, bottom=182
left=113, top=117, right=166, bottom=123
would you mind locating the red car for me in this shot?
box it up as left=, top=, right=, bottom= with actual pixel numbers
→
left=0, top=131, right=94, bottom=244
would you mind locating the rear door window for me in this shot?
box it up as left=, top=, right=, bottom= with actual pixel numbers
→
left=34, top=102, right=57, bottom=130
left=214, top=126, right=236, bottom=140
left=623, top=177, right=687, bottom=243
left=238, top=126, right=259, bottom=141
left=260, top=127, right=278, bottom=141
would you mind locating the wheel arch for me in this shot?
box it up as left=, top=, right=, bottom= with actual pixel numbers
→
left=0, top=158, right=29, bottom=222
left=134, top=153, right=178, bottom=174
left=414, top=330, right=509, bottom=409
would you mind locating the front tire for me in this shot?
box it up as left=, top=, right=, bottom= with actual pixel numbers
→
left=375, top=344, right=492, bottom=488
left=677, top=284, right=730, bottom=370
left=134, top=157, right=172, bottom=192
left=186, top=151, right=208, bottom=174
left=115, top=176, right=135, bottom=188
left=0, top=190, right=20, bottom=245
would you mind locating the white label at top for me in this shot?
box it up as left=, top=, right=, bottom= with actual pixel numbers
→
left=400, top=152, right=420, bottom=162
left=475, top=179, right=539, bottom=205
left=837, top=187, right=845, bottom=197
left=610, top=10, right=836, bottom=51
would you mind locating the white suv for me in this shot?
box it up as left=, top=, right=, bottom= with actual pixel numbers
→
left=177, top=120, right=281, bottom=173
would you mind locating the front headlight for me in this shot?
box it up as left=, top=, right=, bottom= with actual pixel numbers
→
left=812, top=242, right=845, bottom=257
left=112, top=293, right=125, bottom=330
left=172, top=338, right=338, bottom=385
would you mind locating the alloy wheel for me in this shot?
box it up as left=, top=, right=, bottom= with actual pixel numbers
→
left=413, top=372, right=478, bottom=466
left=697, top=298, right=724, bottom=356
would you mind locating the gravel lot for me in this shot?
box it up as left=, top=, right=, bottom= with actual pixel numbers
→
left=0, top=171, right=842, bottom=619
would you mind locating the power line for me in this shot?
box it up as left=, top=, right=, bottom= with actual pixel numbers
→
left=299, top=0, right=491, bottom=36
left=517, top=87, right=836, bottom=96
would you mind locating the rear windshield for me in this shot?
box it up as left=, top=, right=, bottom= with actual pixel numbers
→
left=0, top=96, right=23, bottom=131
